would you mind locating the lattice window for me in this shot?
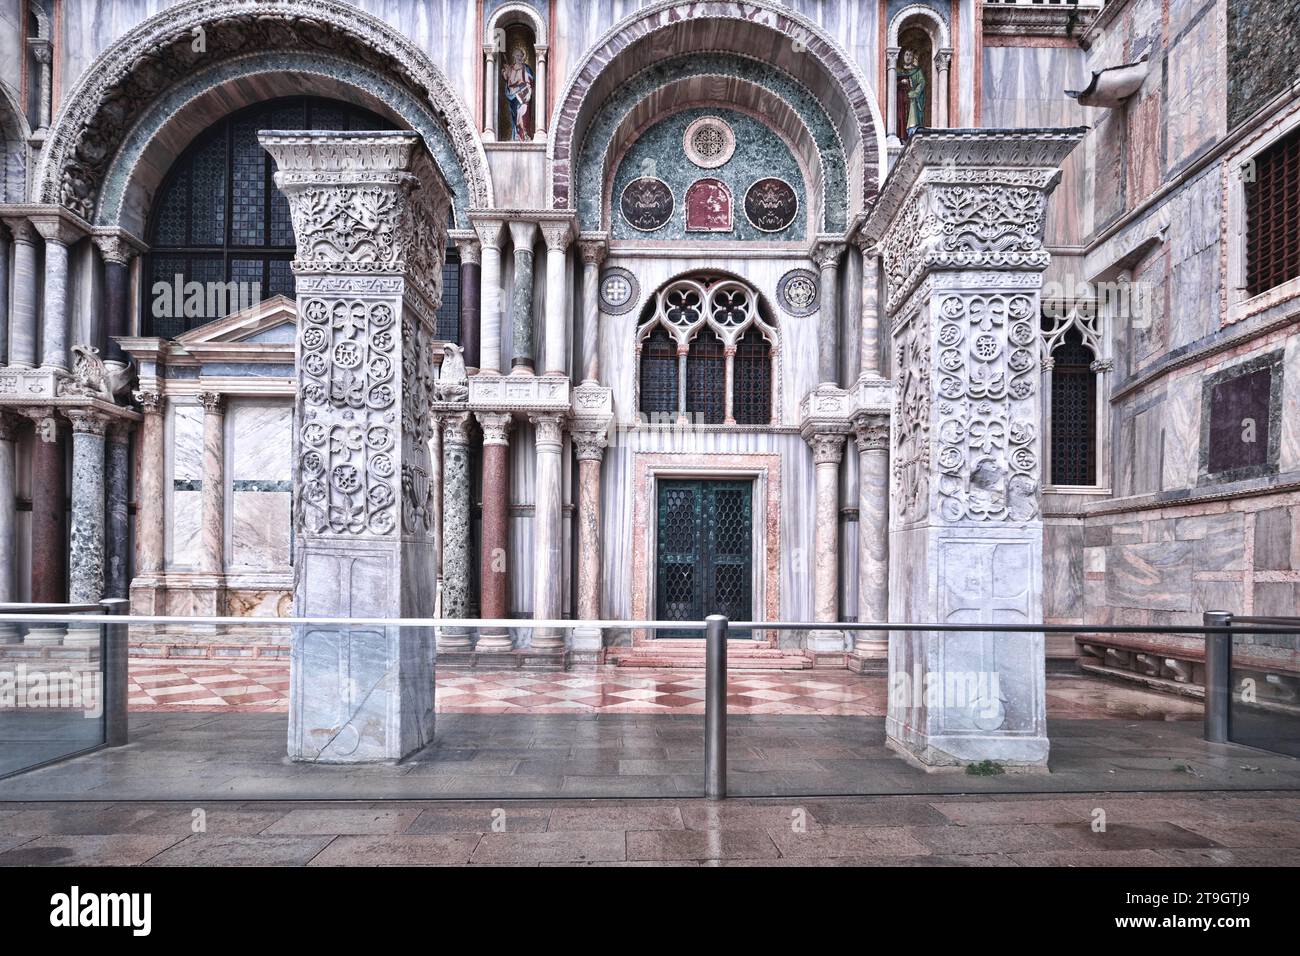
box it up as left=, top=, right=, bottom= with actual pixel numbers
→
left=144, top=97, right=393, bottom=337
left=639, top=325, right=679, bottom=416
left=1049, top=325, right=1097, bottom=486
left=436, top=249, right=461, bottom=343
left=733, top=327, right=772, bottom=424
left=1246, top=126, right=1300, bottom=297
left=686, top=328, right=726, bottom=424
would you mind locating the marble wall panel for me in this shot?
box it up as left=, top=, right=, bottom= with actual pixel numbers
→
left=231, top=492, right=291, bottom=568
left=1164, top=6, right=1226, bottom=174
left=230, top=401, right=291, bottom=481
left=1160, top=372, right=1202, bottom=491
left=1253, top=506, right=1295, bottom=571
left=1282, top=337, right=1300, bottom=472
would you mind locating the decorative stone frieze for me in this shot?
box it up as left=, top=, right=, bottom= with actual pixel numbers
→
left=262, top=130, right=451, bottom=763
left=469, top=372, right=569, bottom=412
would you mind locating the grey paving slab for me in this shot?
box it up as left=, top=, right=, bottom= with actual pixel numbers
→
left=626, top=828, right=781, bottom=861
left=148, top=835, right=334, bottom=866
left=0, top=834, right=185, bottom=866
left=470, top=830, right=627, bottom=864
left=263, top=808, right=422, bottom=835
left=765, top=825, right=932, bottom=859
left=308, top=834, right=482, bottom=866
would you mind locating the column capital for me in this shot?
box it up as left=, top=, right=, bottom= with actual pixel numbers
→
left=530, top=412, right=565, bottom=450
left=807, top=431, right=847, bottom=465
left=198, top=391, right=224, bottom=414
left=453, top=236, right=481, bottom=265
left=1, top=217, right=38, bottom=244
left=472, top=217, right=505, bottom=249
left=30, top=213, right=85, bottom=246
left=572, top=427, right=609, bottom=462
left=508, top=219, right=539, bottom=249
left=810, top=238, right=846, bottom=269
left=934, top=49, right=953, bottom=71
left=852, top=411, right=890, bottom=452
left=540, top=220, right=573, bottom=252
left=578, top=237, right=608, bottom=267
left=64, top=408, right=110, bottom=437
left=92, top=233, right=139, bottom=266
left=133, top=388, right=162, bottom=413
left=26, top=37, right=52, bottom=64
left=476, top=411, right=512, bottom=445
left=886, top=45, right=901, bottom=58
left=442, top=410, right=473, bottom=445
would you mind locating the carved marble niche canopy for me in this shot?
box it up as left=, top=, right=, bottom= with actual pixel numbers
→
left=862, top=129, right=1086, bottom=770
left=260, top=130, right=452, bottom=763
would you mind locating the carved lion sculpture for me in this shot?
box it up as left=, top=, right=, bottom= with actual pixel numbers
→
left=435, top=342, right=469, bottom=402
left=57, top=345, right=133, bottom=402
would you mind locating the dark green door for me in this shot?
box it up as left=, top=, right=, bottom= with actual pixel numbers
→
left=655, top=479, right=753, bottom=638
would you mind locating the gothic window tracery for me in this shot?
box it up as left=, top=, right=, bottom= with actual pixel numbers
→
left=636, top=275, right=778, bottom=425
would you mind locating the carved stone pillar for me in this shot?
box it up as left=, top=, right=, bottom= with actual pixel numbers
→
left=530, top=413, right=565, bottom=650
left=508, top=221, right=537, bottom=372
left=578, top=239, right=607, bottom=383
left=850, top=412, right=890, bottom=671
left=812, top=240, right=844, bottom=385
left=25, top=408, right=65, bottom=644
left=476, top=411, right=512, bottom=650
left=571, top=427, right=607, bottom=652
left=93, top=235, right=136, bottom=366
left=857, top=240, right=882, bottom=378
left=475, top=220, right=504, bottom=374
left=105, top=421, right=132, bottom=601
left=131, top=389, right=165, bottom=616
left=262, top=130, right=450, bottom=762
left=541, top=221, right=571, bottom=376
left=28, top=38, right=52, bottom=132
left=886, top=47, right=901, bottom=146
left=64, top=409, right=108, bottom=647
left=483, top=46, right=498, bottom=141
left=533, top=45, right=549, bottom=141
left=935, top=51, right=953, bottom=128
left=3, top=219, right=39, bottom=368
left=31, top=216, right=82, bottom=371
left=862, top=129, right=1085, bottom=768
left=0, top=413, right=19, bottom=642
left=458, top=238, right=482, bottom=371
left=805, top=430, right=847, bottom=652
left=438, top=411, right=473, bottom=649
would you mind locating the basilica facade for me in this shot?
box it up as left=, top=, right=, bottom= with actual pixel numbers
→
left=0, top=0, right=1296, bottom=764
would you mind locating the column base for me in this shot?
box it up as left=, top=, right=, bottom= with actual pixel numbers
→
left=63, top=624, right=102, bottom=649
left=846, top=651, right=888, bottom=675
left=437, top=626, right=474, bottom=650
left=570, top=626, right=603, bottom=652
left=806, top=629, right=846, bottom=653
left=475, top=628, right=514, bottom=651
left=24, top=624, right=67, bottom=646
left=885, top=725, right=1050, bottom=773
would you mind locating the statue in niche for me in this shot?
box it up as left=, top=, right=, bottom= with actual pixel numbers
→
left=896, top=28, right=933, bottom=142
left=498, top=28, right=535, bottom=141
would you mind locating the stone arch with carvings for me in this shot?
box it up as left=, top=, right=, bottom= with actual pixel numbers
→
left=32, top=0, right=492, bottom=229
left=0, top=83, right=30, bottom=202
left=549, top=0, right=885, bottom=218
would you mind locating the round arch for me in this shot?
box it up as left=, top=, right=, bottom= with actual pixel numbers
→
left=33, top=0, right=491, bottom=227
left=549, top=0, right=885, bottom=218
left=888, top=3, right=951, bottom=49
left=485, top=2, right=546, bottom=46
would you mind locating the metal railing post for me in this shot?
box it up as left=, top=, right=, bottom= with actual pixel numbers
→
left=1203, top=610, right=1232, bottom=744
left=101, top=599, right=130, bottom=747
left=704, top=614, right=728, bottom=800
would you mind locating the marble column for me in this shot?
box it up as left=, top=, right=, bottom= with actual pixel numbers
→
left=4, top=219, right=39, bottom=368
left=0, top=414, right=19, bottom=642
left=198, top=392, right=225, bottom=578
left=0, top=225, right=9, bottom=367
left=571, top=427, right=607, bottom=652
left=935, top=51, right=952, bottom=128
left=105, top=421, right=132, bottom=601
left=438, top=411, right=473, bottom=649
left=131, top=389, right=165, bottom=614
left=858, top=243, right=882, bottom=377
left=262, top=130, right=449, bottom=762
left=64, top=410, right=108, bottom=647
left=807, top=431, right=847, bottom=652
left=32, top=218, right=81, bottom=371
left=863, top=129, right=1084, bottom=768
left=508, top=221, right=537, bottom=372
left=25, top=408, right=65, bottom=643
left=541, top=222, right=570, bottom=376
left=578, top=240, right=606, bottom=383
left=813, top=240, right=843, bottom=385
left=29, top=39, right=52, bottom=132
left=476, top=412, right=512, bottom=650
left=531, top=413, right=565, bottom=649
left=458, top=239, right=482, bottom=372
left=94, top=235, right=135, bottom=366
left=851, top=413, right=890, bottom=669
left=885, top=47, right=901, bottom=144
left=483, top=46, right=497, bottom=141
left=475, top=220, right=504, bottom=374
left=533, top=45, right=548, bottom=142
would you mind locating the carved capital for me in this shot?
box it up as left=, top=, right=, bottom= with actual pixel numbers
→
left=473, top=219, right=504, bottom=250
left=933, top=50, right=953, bottom=72
left=1, top=217, right=38, bottom=244
left=578, top=239, right=608, bottom=268
left=808, top=431, right=847, bottom=465
left=853, top=412, right=890, bottom=452
left=198, top=391, right=224, bottom=414
left=27, top=38, right=52, bottom=65
left=811, top=239, right=845, bottom=271
left=455, top=238, right=481, bottom=265
left=93, top=234, right=137, bottom=266
left=530, top=413, right=565, bottom=450
left=540, top=221, right=573, bottom=252
left=133, top=388, right=162, bottom=414
left=442, top=411, right=473, bottom=446
left=572, top=427, right=609, bottom=462
left=30, top=214, right=84, bottom=246
left=476, top=411, right=512, bottom=446
left=65, top=408, right=109, bottom=437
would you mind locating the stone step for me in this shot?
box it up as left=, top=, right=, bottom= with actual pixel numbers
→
left=609, top=645, right=814, bottom=670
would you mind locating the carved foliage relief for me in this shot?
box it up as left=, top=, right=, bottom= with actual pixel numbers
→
left=892, top=302, right=931, bottom=527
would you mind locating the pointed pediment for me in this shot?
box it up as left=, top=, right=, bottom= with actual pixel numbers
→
left=173, top=294, right=298, bottom=346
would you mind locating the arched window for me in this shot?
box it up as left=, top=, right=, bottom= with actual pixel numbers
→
left=144, top=97, right=395, bottom=339
left=637, top=275, right=777, bottom=425
left=1042, top=303, right=1107, bottom=488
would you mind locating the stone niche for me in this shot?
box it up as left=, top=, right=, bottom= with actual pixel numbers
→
left=862, top=129, right=1085, bottom=769
left=260, top=130, right=450, bottom=762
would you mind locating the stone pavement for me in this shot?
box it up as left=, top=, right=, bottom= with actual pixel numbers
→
left=0, top=792, right=1296, bottom=866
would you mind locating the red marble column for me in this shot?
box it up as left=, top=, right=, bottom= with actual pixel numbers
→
left=26, top=409, right=66, bottom=644
left=459, top=244, right=481, bottom=372
left=476, top=412, right=512, bottom=650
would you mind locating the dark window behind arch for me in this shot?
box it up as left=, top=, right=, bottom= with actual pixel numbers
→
left=1245, top=125, right=1300, bottom=297
left=144, top=97, right=396, bottom=339
left=733, top=326, right=772, bottom=424
left=1049, top=325, right=1097, bottom=486
left=686, top=328, right=725, bottom=424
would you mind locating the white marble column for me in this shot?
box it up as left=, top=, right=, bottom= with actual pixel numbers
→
left=571, top=427, right=607, bottom=652
left=64, top=409, right=108, bottom=648
left=4, top=219, right=39, bottom=368
left=508, top=221, right=538, bottom=372
left=935, top=51, right=953, bottom=128
left=131, top=389, right=165, bottom=615
left=578, top=239, right=606, bottom=383
left=533, top=45, right=548, bottom=142
left=198, top=392, right=225, bottom=578
left=531, top=413, right=565, bottom=649
left=851, top=413, right=889, bottom=669
left=541, top=221, right=570, bottom=376
left=812, top=240, right=843, bottom=385
left=32, top=217, right=81, bottom=371
left=858, top=243, right=882, bottom=378
left=475, top=219, right=504, bottom=374
left=483, top=46, right=498, bottom=141
left=438, top=411, right=473, bottom=649
left=806, top=431, right=847, bottom=652
left=28, top=39, right=52, bottom=133
left=0, top=413, right=19, bottom=642
left=886, top=47, right=901, bottom=145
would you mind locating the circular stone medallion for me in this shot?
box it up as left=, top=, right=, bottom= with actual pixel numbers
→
left=599, top=266, right=640, bottom=315
left=683, top=116, right=736, bottom=169
left=777, top=268, right=820, bottom=317
left=620, top=177, right=674, bottom=231
left=744, top=178, right=799, bottom=232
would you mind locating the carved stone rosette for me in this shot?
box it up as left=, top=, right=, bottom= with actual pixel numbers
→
left=262, top=130, right=452, bottom=763
left=860, top=129, right=1085, bottom=770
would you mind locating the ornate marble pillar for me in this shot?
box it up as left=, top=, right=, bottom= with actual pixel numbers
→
left=262, top=130, right=449, bottom=762
left=475, top=220, right=504, bottom=374
left=475, top=412, right=512, bottom=649
left=0, top=413, right=19, bottom=642
left=935, top=51, right=953, bottom=128
left=25, top=408, right=65, bottom=643
left=541, top=222, right=571, bottom=376
left=578, top=239, right=607, bottom=383
left=531, top=413, right=565, bottom=650
left=438, top=411, right=473, bottom=649
left=812, top=240, right=844, bottom=385
left=533, top=45, right=548, bottom=142
left=508, top=221, right=537, bottom=372
left=851, top=412, right=890, bottom=669
left=805, top=431, right=847, bottom=652
left=885, top=47, right=901, bottom=146
left=862, top=129, right=1085, bottom=768
left=32, top=217, right=82, bottom=371
left=93, top=235, right=136, bottom=366
left=131, top=389, right=165, bottom=615
left=198, top=391, right=225, bottom=576
left=105, top=421, right=132, bottom=601
left=458, top=238, right=482, bottom=371
left=571, top=427, right=607, bottom=651
left=64, top=410, right=108, bottom=647
left=28, top=38, right=52, bottom=132
left=4, top=219, right=40, bottom=368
